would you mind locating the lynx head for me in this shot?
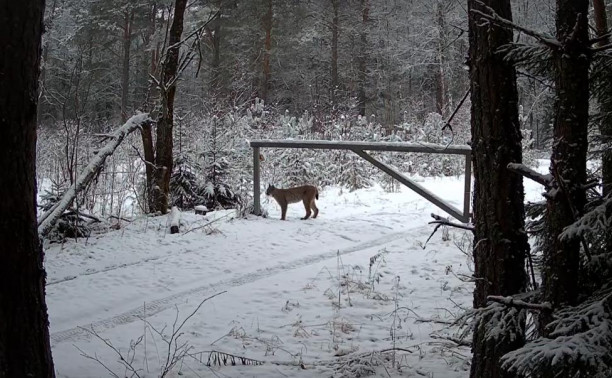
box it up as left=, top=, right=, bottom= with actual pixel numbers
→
left=265, top=184, right=276, bottom=196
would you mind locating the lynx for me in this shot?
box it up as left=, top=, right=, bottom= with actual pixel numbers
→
left=265, top=184, right=319, bottom=220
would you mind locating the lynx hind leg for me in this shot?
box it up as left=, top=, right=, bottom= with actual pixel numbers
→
left=301, top=198, right=312, bottom=220
left=311, top=199, right=319, bottom=219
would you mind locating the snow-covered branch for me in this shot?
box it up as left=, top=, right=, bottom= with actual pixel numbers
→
left=38, top=113, right=151, bottom=237
left=423, top=213, right=474, bottom=249
left=429, top=213, right=474, bottom=231
left=501, top=288, right=612, bottom=376
left=560, top=195, right=612, bottom=241
left=507, top=162, right=552, bottom=187
left=487, top=295, right=552, bottom=312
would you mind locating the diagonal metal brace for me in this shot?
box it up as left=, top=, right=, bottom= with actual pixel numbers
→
left=351, top=149, right=470, bottom=223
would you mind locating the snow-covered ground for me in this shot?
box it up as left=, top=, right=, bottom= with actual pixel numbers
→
left=46, top=166, right=545, bottom=377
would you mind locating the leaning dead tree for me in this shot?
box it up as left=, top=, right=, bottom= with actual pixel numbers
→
left=38, top=113, right=151, bottom=237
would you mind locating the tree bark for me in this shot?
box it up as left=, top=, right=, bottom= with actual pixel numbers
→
left=205, top=11, right=222, bottom=95
left=357, top=0, right=369, bottom=117
left=37, top=0, right=59, bottom=126
left=141, top=1, right=158, bottom=212
left=435, top=1, right=447, bottom=116
left=152, top=0, right=188, bottom=214
left=591, top=0, right=612, bottom=255
left=467, top=0, right=529, bottom=376
left=120, top=8, right=135, bottom=123
left=0, top=1, right=55, bottom=376
left=330, top=0, right=339, bottom=108
left=543, top=0, right=589, bottom=309
left=261, top=0, right=273, bottom=103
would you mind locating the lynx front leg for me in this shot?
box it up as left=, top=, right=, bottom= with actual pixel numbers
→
left=301, top=198, right=312, bottom=220
left=280, top=203, right=288, bottom=220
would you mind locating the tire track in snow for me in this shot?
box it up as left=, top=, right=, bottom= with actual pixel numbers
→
left=47, top=214, right=391, bottom=286
left=50, top=228, right=418, bottom=345
left=47, top=255, right=169, bottom=285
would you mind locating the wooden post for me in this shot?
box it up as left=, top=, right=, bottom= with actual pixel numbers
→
left=464, top=151, right=472, bottom=222
left=170, top=206, right=181, bottom=234
left=253, top=146, right=261, bottom=215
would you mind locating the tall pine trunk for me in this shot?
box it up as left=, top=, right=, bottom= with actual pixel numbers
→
left=330, top=0, right=339, bottom=108
left=141, top=1, right=158, bottom=212
left=152, top=0, right=188, bottom=214
left=591, top=0, right=612, bottom=254
left=120, top=8, right=134, bottom=123
left=435, top=1, right=447, bottom=116
left=0, top=1, right=55, bottom=376
left=37, top=0, right=59, bottom=126
left=543, top=0, right=589, bottom=309
left=207, top=13, right=222, bottom=95
left=261, top=0, right=273, bottom=103
left=357, top=0, right=369, bottom=117
left=468, top=0, right=529, bottom=376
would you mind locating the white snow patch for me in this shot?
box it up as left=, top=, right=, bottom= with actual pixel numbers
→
left=46, top=173, right=545, bottom=377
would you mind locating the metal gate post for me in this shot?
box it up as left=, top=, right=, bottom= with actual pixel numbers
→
left=253, top=146, right=261, bottom=215
left=463, top=151, right=472, bottom=222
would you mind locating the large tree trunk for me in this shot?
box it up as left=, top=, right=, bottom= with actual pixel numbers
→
left=37, top=0, right=59, bottom=126
left=330, top=0, right=339, bottom=108
left=120, top=8, right=134, bottom=123
left=206, top=11, right=222, bottom=95
left=591, top=0, right=612, bottom=254
left=0, top=1, right=55, bottom=376
left=152, top=0, right=188, bottom=214
left=261, top=0, right=273, bottom=103
left=141, top=1, right=158, bottom=213
left=543, top=0, right=589, bottom=309
left=435, top=1, right=447, bottom=116
left=357, top=0, right=369, bottom=117
left=468, top=0, right=529, bottom=376
left=141, top=122, right=156, bottom=212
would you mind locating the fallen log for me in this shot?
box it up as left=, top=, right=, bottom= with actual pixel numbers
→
left=38, top=113, right=151, bottom=237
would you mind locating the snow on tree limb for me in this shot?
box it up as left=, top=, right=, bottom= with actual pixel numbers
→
left=38, top=113, right=151, bottom=237
left=501, top=288, right=612, bottom=376
left=507, top=162, right=552, bottom=187
left=560, top=195, right=612, bottom=241
left=487, top=295, right=553, bottom=312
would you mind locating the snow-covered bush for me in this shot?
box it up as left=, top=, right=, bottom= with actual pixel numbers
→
left=170, top=154, right=205, bottom=210
left=201, top=157, right=241, bottom=210
left=39, top=179, right=96, bottom=242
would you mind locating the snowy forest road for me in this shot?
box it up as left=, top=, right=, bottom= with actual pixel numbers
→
left=48, top=213, right=427, bottom=344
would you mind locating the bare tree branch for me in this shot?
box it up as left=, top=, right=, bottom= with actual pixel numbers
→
left=472, top=1, right=561, bottom=49
left=429, top=213, right=474, bottom=231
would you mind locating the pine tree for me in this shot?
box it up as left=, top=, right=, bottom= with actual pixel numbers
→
left=467, top=1, right=529, bottom=377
